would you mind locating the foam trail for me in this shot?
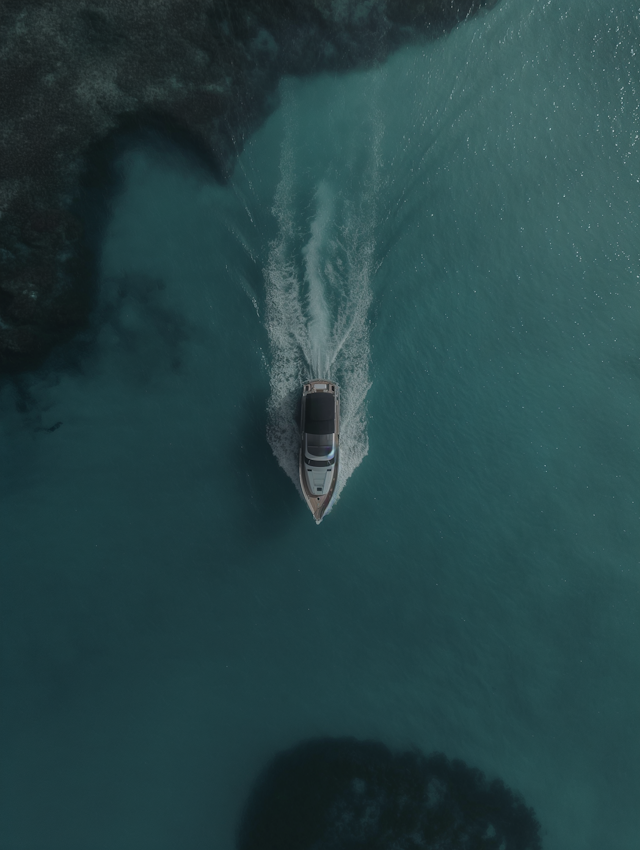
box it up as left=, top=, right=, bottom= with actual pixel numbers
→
left=303, top=182, right=334, bottom=379
left=265, top=96, right=382, bottom=514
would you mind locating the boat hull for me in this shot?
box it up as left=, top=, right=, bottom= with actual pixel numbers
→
left=299, top=380, right=339, bottom=523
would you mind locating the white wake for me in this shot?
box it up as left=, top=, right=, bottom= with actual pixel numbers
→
left=265, top=105, right=382, bottom=513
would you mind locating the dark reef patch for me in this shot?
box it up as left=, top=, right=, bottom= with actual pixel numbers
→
left=238, top=737, right=542, bottom=850
left=0, top=0, right=498, bottom=373
left=36, top=420, right=62, bottom=432
left=93, top=272, right=193, bottom=381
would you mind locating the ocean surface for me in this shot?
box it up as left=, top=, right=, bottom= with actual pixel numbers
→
left=1, top=0, right=639, bottom=847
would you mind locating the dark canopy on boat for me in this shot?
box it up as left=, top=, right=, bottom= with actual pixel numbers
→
left=304, top=392, right=335, bottom=435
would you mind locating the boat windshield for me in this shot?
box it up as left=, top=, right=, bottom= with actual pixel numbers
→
left=305, top=433, right=334, bottom=458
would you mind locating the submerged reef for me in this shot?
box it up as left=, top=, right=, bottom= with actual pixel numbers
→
left=0, top=0, right=497, bottom=372
left=238, top=737, right=542, bottom=850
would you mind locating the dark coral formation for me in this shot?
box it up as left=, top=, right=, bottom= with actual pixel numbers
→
left=238, top=737, right=542, bottom=850
left=0, top=0, right=497, bottom=372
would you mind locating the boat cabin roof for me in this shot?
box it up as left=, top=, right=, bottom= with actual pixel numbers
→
left=304, top=392, right=335, bottom=435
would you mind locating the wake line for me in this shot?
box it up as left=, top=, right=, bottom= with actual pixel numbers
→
left=264, top=106, right=381, bottom=511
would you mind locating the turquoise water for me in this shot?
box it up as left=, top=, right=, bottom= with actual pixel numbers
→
left=2, top=0, right=640, bottom=847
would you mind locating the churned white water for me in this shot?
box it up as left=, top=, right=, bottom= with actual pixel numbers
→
left=263, top=84, right=381, bottom=504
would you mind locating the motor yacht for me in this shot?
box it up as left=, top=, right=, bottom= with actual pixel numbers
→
left=299, top=379, right=339, bottom=523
